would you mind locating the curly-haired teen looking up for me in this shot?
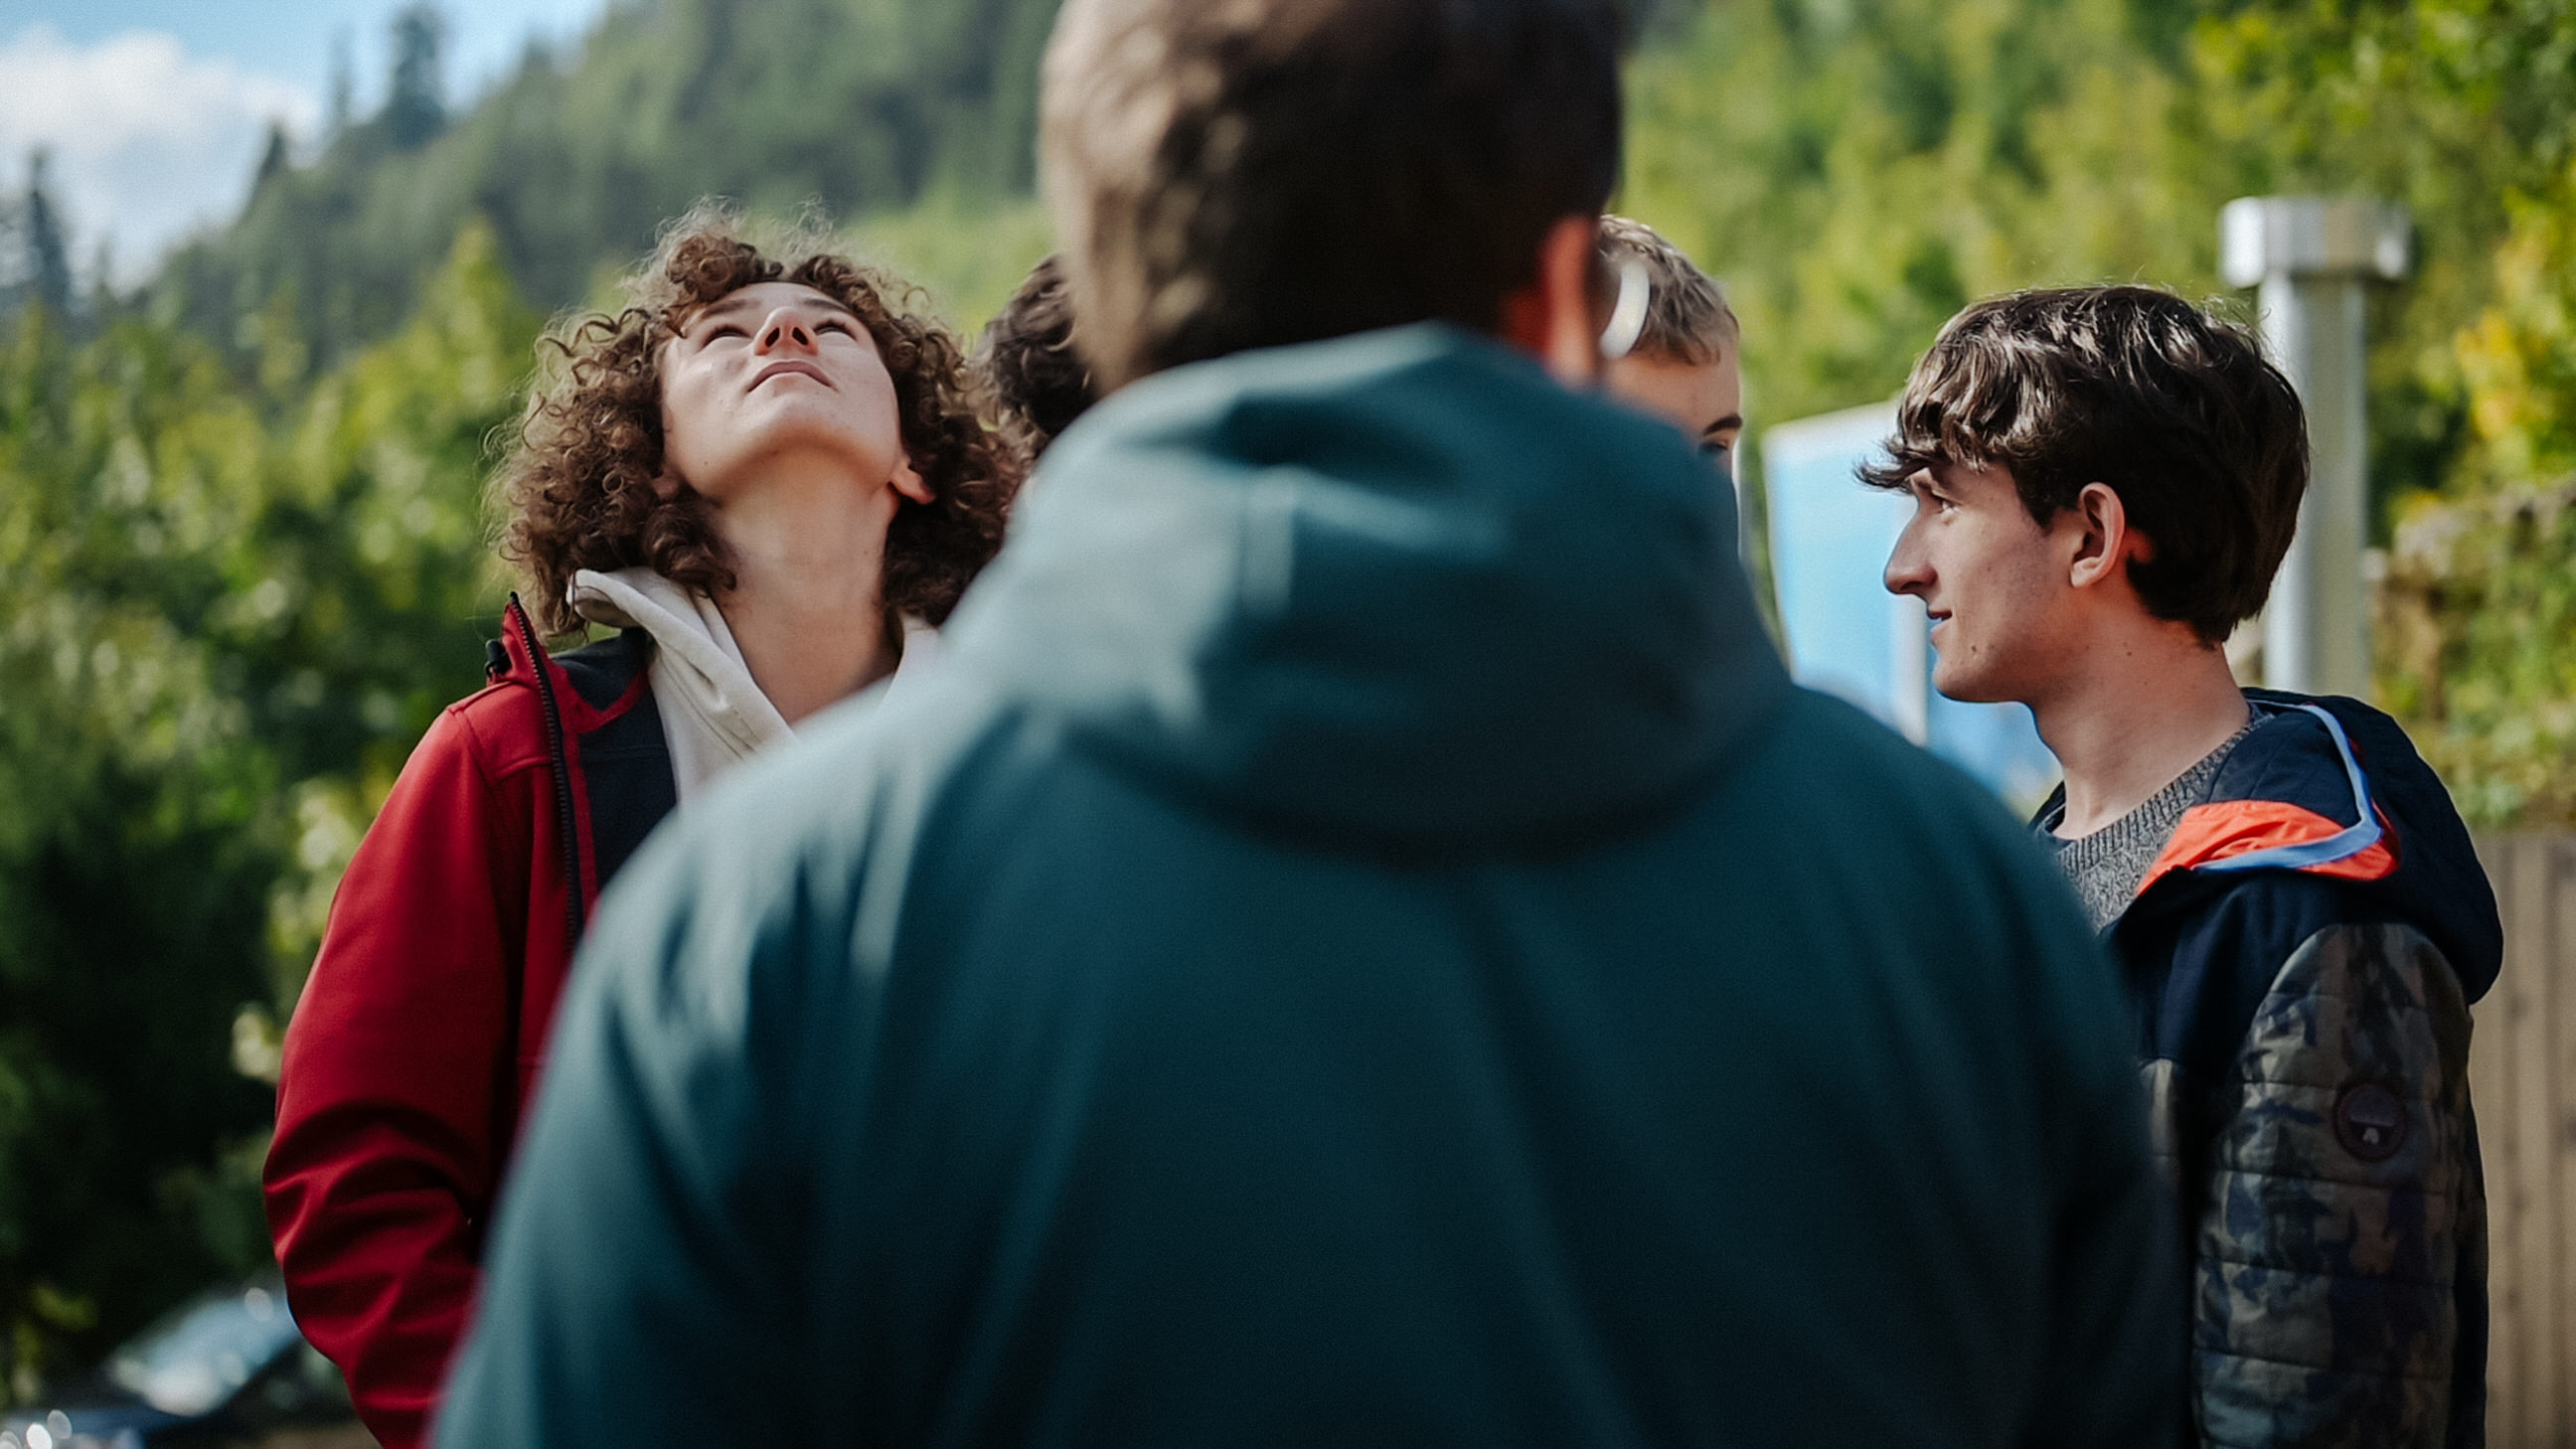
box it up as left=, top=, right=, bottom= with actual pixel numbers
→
left=503, top=216, right=1012, bottom=744
left=263, top=211, right=1015, bottom=1449
left=587, top=278, right=928, bottom=721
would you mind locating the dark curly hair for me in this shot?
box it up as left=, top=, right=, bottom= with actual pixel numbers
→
left=976, top=254, right=1098, bottom=458
left=499, top=206, right=1019, bottom=637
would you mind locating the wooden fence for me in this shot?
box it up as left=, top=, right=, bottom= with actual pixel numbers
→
left=2476, top=831, right=2576, bottom=1447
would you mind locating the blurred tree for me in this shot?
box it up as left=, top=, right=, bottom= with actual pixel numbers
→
left=386, top=5, right=449, bottom=150
left=157, top=0, right=1066, bottom=378
left=2174, top=0, right=2576, bottom=823
left=3, top=150, right=77, bottom=323
left=252, top=124, right=293, bottom=198
left=327, top=30, right=355, bottom=140
left=846, top=193, right=1051, bottom=334
left=1623, top=0, right=2213, bottom=440
left=0, top=303, right=281, bottom=1401
left=2379, top=162, right=2576, bottom=824
left=23, top=154, right=73, bottom=322
left=0, top=224, right=534, bottom=1401
left=242, top=223, right=535, bottom=976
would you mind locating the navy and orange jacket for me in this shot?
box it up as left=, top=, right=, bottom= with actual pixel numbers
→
left=2077, top=689, right=2501, bottom=1448
left=265, top=598, right=677, bottom=1449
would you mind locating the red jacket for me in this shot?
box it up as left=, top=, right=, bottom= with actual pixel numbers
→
left=266, top=599, right=675, bottom=1449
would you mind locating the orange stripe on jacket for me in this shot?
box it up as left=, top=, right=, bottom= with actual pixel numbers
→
left=2136, top=799, right=2400, bottom=898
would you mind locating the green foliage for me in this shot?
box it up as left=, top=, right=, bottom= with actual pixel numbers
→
left=0, top=301, right=284, bottom=1398
left=156, top=0, right=1065, bottom=377
left=247, top=224, right=537, bottom=993
left=0, top=226, right=530, bottom=1399
left=2, top=152, right=77, bottom=322
left=387, top=4, right=452, bottom=151
left=2186, top=0, right=2576, bottom=823
left=1625, top=0, right=2214, bottom=428
left=2382, top=162, right=2576, bottom=824
left=846, top=193, right=1053, bottom=336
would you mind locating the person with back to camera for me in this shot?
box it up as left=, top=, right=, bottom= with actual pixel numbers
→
left=261, top=208, right=1015, bottom=1449
left=1875, top=285, right=2500, bottom=1448
left=437, top=3, right=2180, bottom=1444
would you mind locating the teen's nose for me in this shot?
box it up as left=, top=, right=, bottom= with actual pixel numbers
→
left=1884, top=521, right=1934, bottom=597
left=755, top=308, right=818, bottom=354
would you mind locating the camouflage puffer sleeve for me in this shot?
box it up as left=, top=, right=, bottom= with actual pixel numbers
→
left=2192, top=922, right=2487, bottom=1449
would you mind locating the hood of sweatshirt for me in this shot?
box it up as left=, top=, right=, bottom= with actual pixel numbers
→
left=568, top=566, right=940, bottom=799
left=2123, top=688, right=2503, bottom=1004
left=937, top=323, right=1790, bottom=852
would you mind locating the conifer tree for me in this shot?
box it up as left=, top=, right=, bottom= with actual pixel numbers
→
left=386, top=5, right=447, bottom=149
left=20, top=149, right=72, bottom=319
left=253, top=123, right=292, bottom=194
left=328, top=30, right=355, bottom=139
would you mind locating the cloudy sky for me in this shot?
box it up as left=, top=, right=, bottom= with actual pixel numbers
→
left=0, top=0, right=611, bottom=283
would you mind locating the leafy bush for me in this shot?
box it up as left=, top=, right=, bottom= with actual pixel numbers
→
left=2382, top=171, right=2576, bottom=824
left=0, top=225, right=533, bottom=1397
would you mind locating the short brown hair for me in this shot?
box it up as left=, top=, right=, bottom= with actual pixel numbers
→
left=977, top=254, right=1096, bottom=457
left=1041, top=0, right=1624, bottom=388
left=1598, top=216, right=1738, bottom=367
left=498, top=207, right=1016, bottom=637
left=1860, top=285, right=2308, bottom=643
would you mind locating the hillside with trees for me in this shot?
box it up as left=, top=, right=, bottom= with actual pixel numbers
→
left=2, top=0, right=2575, bottom=1406
left=154, top=0, right=1062, bottom=376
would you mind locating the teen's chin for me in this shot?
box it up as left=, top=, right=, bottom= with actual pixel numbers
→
left=731, top=399, right=885, bottom=451
left=1929, top=652, right=2012, bottom=706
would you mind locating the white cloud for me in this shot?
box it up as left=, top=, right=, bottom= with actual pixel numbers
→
left=0, top=25, right=320, bottom=285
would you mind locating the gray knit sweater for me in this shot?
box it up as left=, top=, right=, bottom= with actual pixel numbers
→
left=2040, top=724, right=2254, bottom=932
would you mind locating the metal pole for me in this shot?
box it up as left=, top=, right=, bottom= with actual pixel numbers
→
left=2220, top=196, right=2410, bottom=700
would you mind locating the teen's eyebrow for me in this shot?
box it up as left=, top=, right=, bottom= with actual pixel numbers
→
left=1701, top=413, right=1744, bottom=439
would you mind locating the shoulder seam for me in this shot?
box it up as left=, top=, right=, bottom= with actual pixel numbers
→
left=449, top=680, right=559, bottom=779
left=449, top=702, right=506, bottom=795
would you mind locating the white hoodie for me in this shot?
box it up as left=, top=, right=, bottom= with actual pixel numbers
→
left=566, top=566, right=936, bottom=800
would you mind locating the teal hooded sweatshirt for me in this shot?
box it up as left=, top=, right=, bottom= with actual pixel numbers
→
left=437, top=325, right=2179, bottom=1447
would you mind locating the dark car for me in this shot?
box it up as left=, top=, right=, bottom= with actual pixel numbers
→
left=2, top=1277, right=368, bottom=1449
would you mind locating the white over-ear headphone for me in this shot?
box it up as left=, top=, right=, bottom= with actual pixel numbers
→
left=1597, top=258, right=1651, bottom=363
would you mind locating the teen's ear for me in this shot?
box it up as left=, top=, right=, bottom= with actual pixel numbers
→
left=1496, top=215, right=1607, bottom=388
left=2066, top=481, right=2145, bottom=589
left=889, top=451, right=935, bottom=507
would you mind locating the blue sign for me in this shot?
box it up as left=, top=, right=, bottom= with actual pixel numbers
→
left=1762, top=402, right=2061, bottom=812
